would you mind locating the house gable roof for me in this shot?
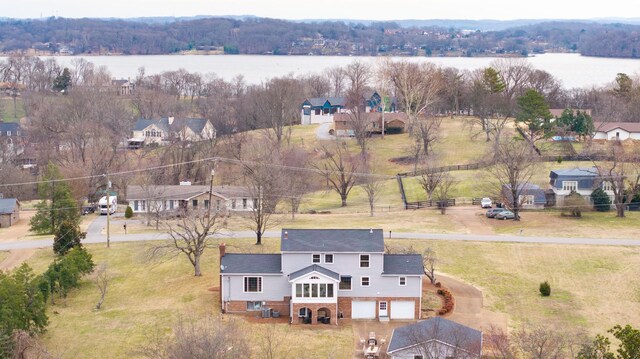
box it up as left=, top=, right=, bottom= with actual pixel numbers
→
left=501, top=183, right=546, bottom=204
left=0, top=198, right=20, bottom=214
left=383, top=254, right=424, bottom=275
left=126, top=185, right=210, bottom=201
left=289, top=264, right=340, bottom=281
left=133, top=119, right=169, bottom=132
left=0, top=122, right=21, bottom=133
left=305, top=97, right=347, bottom=107
left=221, top=254, right=282, bottom=274
left=281, top=229, right=385, bottom=253
left=387, top=317, right=482, bottom=355
left=594, top=122, right=640, bottom=133
left=550, top=167, right=599, bottom=178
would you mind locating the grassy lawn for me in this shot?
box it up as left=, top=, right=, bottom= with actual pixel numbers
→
left=0, top=97, right=26, bottom=122
left=494, top=210, right=640, bottom=238
left=387, top=239, right=640, bottom=335
left=17, top=237, right=640, bottom=357
left=26, top=240, right=353, bottom=358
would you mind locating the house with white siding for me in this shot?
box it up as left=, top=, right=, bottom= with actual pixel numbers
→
left=125, top=183, right=254, bottom=214
left=593, top=122, right=640, bottom=141
left=220, top=228, right=424, bottom=325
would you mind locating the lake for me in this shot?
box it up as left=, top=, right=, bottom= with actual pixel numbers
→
left=38, top=53, right=640, bottom=89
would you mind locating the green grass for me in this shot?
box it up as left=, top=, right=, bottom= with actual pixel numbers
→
left=388, top=239, right=640, bottom=333
left=0, top=97, right=26, bottom=122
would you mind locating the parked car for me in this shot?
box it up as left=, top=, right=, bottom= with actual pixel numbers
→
left=495, top=210, right=515, bottom=220
left=81, top=205, right=95, bottom=215
left=480, top=197, right=493, bottom=208
left=486, top=208, right=507, bottom=218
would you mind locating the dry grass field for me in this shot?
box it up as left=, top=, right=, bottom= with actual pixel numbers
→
left=15, top=236, right=640, bottom=357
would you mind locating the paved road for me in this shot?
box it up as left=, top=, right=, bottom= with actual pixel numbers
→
left=3, top=228, right=640, bottom=251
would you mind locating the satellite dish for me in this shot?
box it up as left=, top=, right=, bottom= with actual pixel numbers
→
left=220, top=265, right=225, bottom=270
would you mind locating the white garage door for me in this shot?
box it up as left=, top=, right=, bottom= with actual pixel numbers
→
left=390, top=301, right=415, bottom=320
left=351, top=301, right=376, bottom=319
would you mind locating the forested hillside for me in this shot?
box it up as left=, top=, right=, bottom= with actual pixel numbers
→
left=0, top=17, right=639, bottom=57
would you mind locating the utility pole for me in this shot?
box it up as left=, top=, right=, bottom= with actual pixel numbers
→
left=207, top=167, right=215, bottom=219
left=106, top=172, right=111, bottom=248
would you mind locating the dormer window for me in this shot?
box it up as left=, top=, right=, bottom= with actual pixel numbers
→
left=602, top=181, right=613, bottom=191
left=360, top=254, right=370, bottom=268
left=312, top=254, right=321, bottom=263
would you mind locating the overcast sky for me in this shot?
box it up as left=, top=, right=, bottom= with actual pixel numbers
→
left=3, top=0, right=640, bottom=21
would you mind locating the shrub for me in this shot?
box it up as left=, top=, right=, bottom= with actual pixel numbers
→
left=592, top=188, right=611, bottom=212
left=539, top=281, right=551, bottom=296
left=125, top=206, right=133, bottom=219
left=436, top=287, right=455, bottom=315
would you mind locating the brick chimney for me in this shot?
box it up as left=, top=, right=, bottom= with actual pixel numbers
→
left=219, top=243, right=226, bottom=258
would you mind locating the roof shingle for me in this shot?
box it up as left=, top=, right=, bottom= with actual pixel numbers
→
left=387, top=317, right=482, bottom=355
left=221, top=254, right=282, bottom=274
left=383, top=254, right=424, bottom=275
left=280, top=229, right=384, bottom=253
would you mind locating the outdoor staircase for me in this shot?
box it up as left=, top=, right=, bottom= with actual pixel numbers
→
left=379, top=316, right=390, bottom=323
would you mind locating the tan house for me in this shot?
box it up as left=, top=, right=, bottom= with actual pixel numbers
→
left=0, top=198, right=20, bottom=228
left=331, top=112, right=408, bottom=136
left=128, top=117, right=216, bottom=148
left=593, top=122, right=640, bottom=141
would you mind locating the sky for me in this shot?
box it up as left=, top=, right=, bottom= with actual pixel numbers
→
left=3, top=0, right=640, bottom=21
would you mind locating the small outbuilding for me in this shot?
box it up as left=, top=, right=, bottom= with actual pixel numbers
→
left=0, top=198, right=21, bottom=228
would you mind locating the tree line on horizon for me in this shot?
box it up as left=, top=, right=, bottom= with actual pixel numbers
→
left=0, top=17, right=639, bottom=58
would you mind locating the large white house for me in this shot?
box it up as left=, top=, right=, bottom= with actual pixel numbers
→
left=220, top=229, right=424, bottom=325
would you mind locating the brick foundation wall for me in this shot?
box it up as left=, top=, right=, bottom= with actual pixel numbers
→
left=338, top=297, right=421, bottom=319
left=291, top=302, right=338, bottom=325
left=224, top=298, right=290, bottom=316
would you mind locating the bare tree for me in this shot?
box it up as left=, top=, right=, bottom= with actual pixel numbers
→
left=385, top=60, right=444, bottom=135
left=414, top=115, right=442, bottom=157
left=138, top=315, right=250, bottom=359
left=488, top=139, right=539, bottom=221
left=153, top=209, right=225, bottom=276
left=94, top=263, right=109, bottom=310
left=314, top=140, right=362, bottom=207
left=281, top=147, right=313, bottom=220
left=257, top=324, right=292, bottom=359
left=434, top=171, right=455, bottom=215
left=591, top=142, right=640, bottom=218
left=254, top=75, right=304, bottom=146
left=324, top=65, right=346, bottom=97
left=239, top=141, right=286, bottom=245
left=423, top=248, right=437, bottom=285
left=361, top=161, right=385, bottom=217
left=512, top=324, right=569, bottom=359
left=485, top=325, right=516, bottom=359
left=417, top=158, right=445, bottom=201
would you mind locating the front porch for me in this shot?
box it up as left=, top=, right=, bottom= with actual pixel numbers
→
left=292, top=303, right=338, bottom=325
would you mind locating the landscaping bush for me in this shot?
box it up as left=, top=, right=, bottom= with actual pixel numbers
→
left=436, top=288, right=455, bottom=315
left=125, top=206, right=133, bottom=219
left=539, top=281, right=551, bottom=296
left=592, top=188, right=611, bottom=212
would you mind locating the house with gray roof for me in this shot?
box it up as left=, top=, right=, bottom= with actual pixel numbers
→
left=0, top=198, right=20, bottom=228
left=220, top=228, right=424, bottom=325
left=549, top=167, right=615, bottom=207
left=501, top=183, right=547, bottom=210
left=125, top=182, right=254, bottom=214
left=129, top=117, right=215, bottom=148
left=300, top=97, right=348, bottom=125
left=387, top=317, right=482, bottom=359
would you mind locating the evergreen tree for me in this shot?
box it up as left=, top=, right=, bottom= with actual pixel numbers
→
left=0, top=264, right=48, bottom=341
left=53, top=220, right=86, bottom=255
left=516, top=89, right=554, bottom=142
left=29, top=163, right=79, bottom=234
left=592, top=187, right=612, bottom=212
left=52, top=67, right=72, bottom=93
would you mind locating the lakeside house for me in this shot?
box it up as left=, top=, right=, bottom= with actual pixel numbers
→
left=220, top=228, right=424, bottom=325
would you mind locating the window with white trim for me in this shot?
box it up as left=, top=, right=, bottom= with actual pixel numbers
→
left=339, top=276, right=352, bottom=290
left=312, top=254, right=321, bottom=263
left=324, top=254, right=334, bottom=264
left=361, top=277, right=370, bottom=287
left=520, top=195, right=535, bottom=205
left=246, top=301, right=262, bottom=311
left=399, top=277, right=406, bottom=286
left=602, top=181, right=613, bottom=191
left=243, top=277, right=262, bottom=292
left=360, top=254, right=370, bottom=268
left=562, top=181, right=578, bottom=191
